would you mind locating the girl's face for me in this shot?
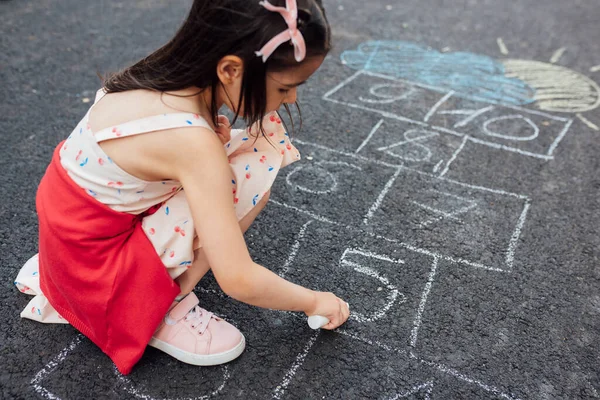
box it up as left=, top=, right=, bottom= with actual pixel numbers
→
left=217, top=55, right=325, bottom=117
left=264, top=56, right=325, bottom=113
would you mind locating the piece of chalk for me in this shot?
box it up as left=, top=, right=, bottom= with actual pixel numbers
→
left=307, top=315, right=329, bottom=329
left=307, top=302, right=350, bottom=330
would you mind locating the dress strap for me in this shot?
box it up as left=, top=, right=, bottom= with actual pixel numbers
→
left=89, top=89, right=215, bottom=143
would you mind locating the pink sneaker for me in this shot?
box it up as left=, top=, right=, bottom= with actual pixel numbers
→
left=149, top=292, right=245, bottom=366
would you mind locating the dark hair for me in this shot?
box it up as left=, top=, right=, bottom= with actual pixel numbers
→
left=102, top=0, right=331, bottom=133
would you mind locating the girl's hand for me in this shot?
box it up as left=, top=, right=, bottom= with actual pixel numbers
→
left=215, top=115, right=232, bottom=144
left=306, top=291, right=350, bottom=330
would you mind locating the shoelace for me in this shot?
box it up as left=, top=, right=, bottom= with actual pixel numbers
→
left=183, top=306, right=215, bottom=334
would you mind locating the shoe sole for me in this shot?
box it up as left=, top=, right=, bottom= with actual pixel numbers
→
left=148, top=334, right=246, bottom=366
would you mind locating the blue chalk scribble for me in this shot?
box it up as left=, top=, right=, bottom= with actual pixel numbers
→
left=341, top=41, right=535, bottom=106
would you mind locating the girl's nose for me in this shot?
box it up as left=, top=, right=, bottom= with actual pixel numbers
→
left=285, top=88, right=297, bottom=104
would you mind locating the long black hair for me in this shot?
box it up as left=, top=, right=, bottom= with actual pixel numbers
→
left=102, top=0, right=331, bottom=132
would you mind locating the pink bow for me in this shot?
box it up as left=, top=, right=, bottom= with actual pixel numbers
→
left=255, top=0, right=307, bottom=63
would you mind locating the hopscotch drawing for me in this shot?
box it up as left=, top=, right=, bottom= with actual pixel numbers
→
left=30, top=40, right=600, bottom=400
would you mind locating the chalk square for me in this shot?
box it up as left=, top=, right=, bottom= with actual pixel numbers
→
left=356, top=118, right=467, bottom=174
left=365, top=167, right=529, bottom=271
left=324, top=70, right=445, bottom=126
left=281, top=221, right=438, bottom=351
left=270, top=146, right=400, bottom=226
left=426, top=95, right=572, bottom=158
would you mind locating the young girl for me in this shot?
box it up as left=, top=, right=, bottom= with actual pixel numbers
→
left=14, top=0, right=349, bottom=375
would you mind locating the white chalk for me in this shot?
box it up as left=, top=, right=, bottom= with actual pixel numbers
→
left=307, top=315, right=330, bottom=329
left=307, top=303, right=350, bottom=329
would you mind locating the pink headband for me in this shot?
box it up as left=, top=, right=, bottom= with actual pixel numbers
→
left=255, top=0, right=307, bottom=63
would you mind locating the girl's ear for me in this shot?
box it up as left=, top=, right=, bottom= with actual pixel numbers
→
left=216, top=55, right=244, bottom=84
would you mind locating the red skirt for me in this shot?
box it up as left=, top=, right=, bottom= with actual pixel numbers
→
left=37, top=142, right=180, bottom=375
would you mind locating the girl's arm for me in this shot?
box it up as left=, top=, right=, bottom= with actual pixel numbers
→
left=156, top=127, right=335, bottom=317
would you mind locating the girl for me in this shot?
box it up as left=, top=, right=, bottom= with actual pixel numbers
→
left=14, top=0, right=349, bottom=375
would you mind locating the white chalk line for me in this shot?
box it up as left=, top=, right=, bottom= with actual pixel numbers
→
left=343, top=247, right=405, bottom=264
left=268, top=199, right=335, bottom=224
left=424, top=91, right=455, bottom=122
left=483, top=115, right=540, bottom=141
left=505, top=199, right=531, bottom=270
left=279, top=221, right=312, bottom=279
left=419, top=358, right=522, bottom=400
left=416, top=191, right=478, bottom=228
left=286, top=160, right=362, bottom=195
left=467, top=136, right=554, bottom=160
left=335, top=328, right=404, bottom=354
left=591, top=65, right=600, bottom=73
left=387, top=381, right=434, bottom=400
left=324, top=96, right=431, bottom=128
left=547, top=118, right=574, bottom=156
left=286, top=164, right=338, bottom=194
left=432, top=159, right=444, bottom=173
left=272, top=331, right=320, bottom=399
left=363, top=168, right=403, bottom=225
left=31, top=335, right=83, bottom=400
left=115, top=365, right=230, bottom=400
left=409, top=257, right=439, bottom=347
left=322, top=70, right=363, bottom=99
left=340, top=260, right=406, bottom=322
left=294, top=138, right=402, bottom=168
left=497, top=38, right=509, bottom=55
left=576, top=113, right=600, bottom=131
left=452, top=106, right=495, bottom=128
left=439, top=135, right=469, bottom=177
left=550, top=47, right=567, bottom=64
left=356, top=119, right=384, bottom=153
left=411, top=201, right=464, bottom=222
left=377, top=130, right=439, bottom=152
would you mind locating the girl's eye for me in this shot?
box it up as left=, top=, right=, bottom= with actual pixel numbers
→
left=279, top=88, right=290, bottom=94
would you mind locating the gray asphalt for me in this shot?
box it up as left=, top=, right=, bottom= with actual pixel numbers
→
left=1, top=0, right=599, bottom=399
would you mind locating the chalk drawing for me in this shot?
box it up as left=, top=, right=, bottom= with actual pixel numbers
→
left=577, top=113, right=600, bottom=131
left=386, top=381, right=434, bottom=400
left=363, top=168, right=402, bottom=225
left=279, top=221, right=313, bottom=279
left=356, top=119, right=384, bottom=153
left=410, top=258, right=439, bottom=347
left=438, top=105, right=495, bottom=128
left=359, top=83, right=418, bottom=104
left=503, top=59, right=600, bottom=113
left=482, top=115, right=540, bottom=141
left=31, top=335, right=83, bottom=400
left=279, top=140, right=531, bottom=272
left=505, top=200, right=531, bottom=270
left=424, top=91, right=455, bottom=122
left=413, top=189, right=478, bottom=228
left=418, top=359, right=522, bottom=400
left=378, top=129, right=440, bottom=162
left=432, top=160, right=444, bottom=173
left=550, top=47, right=567, bottom=64
left=340, top=41, right=600, bottom=115
left=273, top=332, right=320, bottom=399
left=323, top=70, right=574, bottom=159
left=591, top=65, right=600, bottom=73
left=497, top=38, right=509, bottom=55
left=115, top=365, right=230, bottom=400
left=340, top=248, right=406, bottom=322
left=286, top=161, right=363, bottom=195
left=340, top=41, right=534, bottom=105
left=439, top=135, right=469, bottom=177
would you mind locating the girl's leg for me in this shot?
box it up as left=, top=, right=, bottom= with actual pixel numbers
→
left=175, top=191, right=270, bottom=295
